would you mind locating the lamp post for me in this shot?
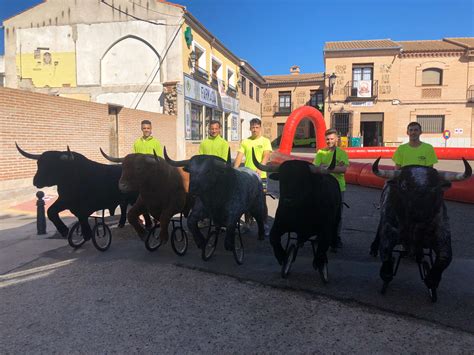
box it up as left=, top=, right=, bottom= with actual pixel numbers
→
left=189, top=51, right=196, bottom=70
left=327, top=72, right=337, bottom=112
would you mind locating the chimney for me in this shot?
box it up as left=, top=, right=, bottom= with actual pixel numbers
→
left=290, top=65, right=300, bottom=75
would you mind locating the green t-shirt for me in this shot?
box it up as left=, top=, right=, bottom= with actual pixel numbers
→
left=199, top=135, right=229, bottom=161
left=392, top=142, right=438, bottom=167
left=313, top=147, right=349, bottom=192
left=238, top=135, right=272, bottom=179
left=133, top=136, right=163, bottom=157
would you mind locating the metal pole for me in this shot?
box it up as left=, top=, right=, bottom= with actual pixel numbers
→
left=36, top=191, right=47, bottom=235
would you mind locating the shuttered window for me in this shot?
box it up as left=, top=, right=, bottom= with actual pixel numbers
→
left=422, top=68, right=443, bottom=86
left=417, top=115, right=445, bottom=133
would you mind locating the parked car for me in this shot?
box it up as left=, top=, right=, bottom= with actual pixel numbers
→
left=272, top=136, right=316, bottom=148
left=293, top=137, right=316, bottom=148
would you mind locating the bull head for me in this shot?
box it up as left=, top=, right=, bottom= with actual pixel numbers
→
left=372, top=157, right=472, bottom=182
left=163, top=147, right=190, bottom=167
left=15, top=142, right=41, bottom=160
left=253, top=147, right=337, bottom=175
left=100, top=148, right=124, bottom=163
left=372, top=157, right=401, bottom=179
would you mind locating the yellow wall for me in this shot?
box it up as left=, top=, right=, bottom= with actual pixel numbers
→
left=60, top=93, right=91, bottom=101
left=16, top=51, right=77, bottom=88
left=182, top=24, right=239, bottom=88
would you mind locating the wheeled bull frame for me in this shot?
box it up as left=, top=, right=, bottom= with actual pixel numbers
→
left=280, top=233, right=329, bottom=283
left=201, top=220, right=244, bottom=265
left=380, top=245, right=437, bottom=302
left=67, top=209, right=112, bottom=252
left=144, top=213, right=189, bottom=256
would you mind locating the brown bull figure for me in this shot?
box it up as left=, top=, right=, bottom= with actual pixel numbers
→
left=101, top=148, right=191, bottom=243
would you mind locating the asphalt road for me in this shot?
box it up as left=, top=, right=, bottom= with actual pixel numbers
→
left=1, top=183, right=474, bottom=352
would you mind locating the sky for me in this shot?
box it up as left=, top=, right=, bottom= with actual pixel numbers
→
left=1, top=0, right=473, bottom=75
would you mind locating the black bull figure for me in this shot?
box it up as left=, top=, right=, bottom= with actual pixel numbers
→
left=16, top=143, right=144, bottom=239
left=164, top=147, right=267, bottom=250
left=253, top=150, right=342, bottom=273
left=371, top=157, right=472, bottom=292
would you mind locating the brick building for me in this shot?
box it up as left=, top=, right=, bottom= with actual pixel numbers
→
left=261, top=65, right=324, bottom=144
left=324, top=38, right=474, bottom=147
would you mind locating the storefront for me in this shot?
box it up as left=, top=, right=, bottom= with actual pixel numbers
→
left=183, top=74, right=239, bottom=144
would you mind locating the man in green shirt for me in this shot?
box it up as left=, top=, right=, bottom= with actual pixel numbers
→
left=234, top=118, right=272, bottom=182
left=133, top=120, right=163, bottom=158
left=313, top=128, right=349, bottom=249
left=233, top=118, right=272, bottom=236
left=199, top=120, right=229, bottom=161
left=393, top=122, right=438, bottom=168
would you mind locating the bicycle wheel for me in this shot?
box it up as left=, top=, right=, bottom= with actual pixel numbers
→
left=281, top=245, right=296, bottom=278
left=68, top=222, right=86, bottom=249
left=233, top=232, right=244, bottom=265
left=171, top=227, right=188, bottom=256
left=92, top=222, right=112, bottom=252
left=318, top=263, right=329, bottom=284
left=202, top=230, right=219, bottom=261
left=145, top=225, right=162, bottom=252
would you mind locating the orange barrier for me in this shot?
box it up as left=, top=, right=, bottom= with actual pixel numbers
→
left=270, top=152, right=474, bottom=204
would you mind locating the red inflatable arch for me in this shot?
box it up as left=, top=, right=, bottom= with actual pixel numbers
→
left=279, top=106, right=327, bottom=154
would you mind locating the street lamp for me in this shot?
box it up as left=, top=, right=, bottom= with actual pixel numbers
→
left=327, top=73, right=337, bottom=112
left=189, top=50, right=196, bottom=69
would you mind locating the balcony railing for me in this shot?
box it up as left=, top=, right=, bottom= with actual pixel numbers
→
left=194, top=66, right=209, bottom=82
left=344, top=80, right=378, bottom=100
left=273, top=103, right=293, bottom=115
left=468, top=85, right=474, bottom=103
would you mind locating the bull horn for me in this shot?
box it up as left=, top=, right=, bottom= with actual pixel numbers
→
left=328, top=148, right=337, bottom=171
left=100, top=147, right=124, bottom=163
left=226, top=147, right=232, bottom=167
left=372, top=157, right=400, bottom=179
left=66, top=146, right=74, bottom=160
left=15, top=142, right=41, bottom=160
left=438, top=158, right=472, bottom=181
left=163, top=146, right=190, bottom=167
left=252, top=148, right=279, bottom=173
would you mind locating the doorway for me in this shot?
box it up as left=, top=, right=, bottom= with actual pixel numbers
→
left=360, top=113, right=383, bottom=146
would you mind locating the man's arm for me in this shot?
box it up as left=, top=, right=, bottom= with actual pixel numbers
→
left=256, top=150, right=271, bottom=176
left=234, top=152, right=244, bottom=168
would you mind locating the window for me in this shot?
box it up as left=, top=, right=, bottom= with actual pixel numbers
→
left=352, top=65, right=373, bottom=97
left=192, top=43, right=207, bottom=80
left=0, top=73, right=4, bottom=87
left=227, top=68, right=236, bottom=90
left=422, top=68, right=443, bottom=86
left=241, top=76, right=247, bottom=95
left=190, top=103, right=203, bottom=140
left=417, top=115, right=445, bottom=133
left=279, top=91, right=291, bottom=112
left=204, top=107, right=213, bottom=137
left=331, top=113, right=351, bottom=137
left=211, top=57, right=222, bottom=86
left=213, top=110, right=223, bottom=127
left=256, top=87, right=260, bottom=102
left=249, top=81, right=254, bottom=99
left=310, top=90, right=324, bottom=108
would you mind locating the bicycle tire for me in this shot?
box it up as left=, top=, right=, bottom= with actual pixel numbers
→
left=145, top=225, right=162, bottom=252
left=92, top=222, right=112, bottom=252
left=202, top=230, right=219, bottom=261
left=68, top=222, right=86, bottom=249
left=171, top=227, right=188, bottom=256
